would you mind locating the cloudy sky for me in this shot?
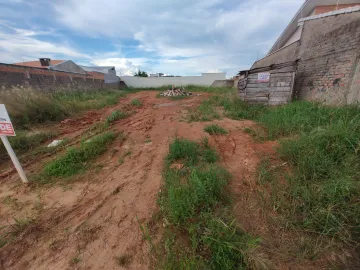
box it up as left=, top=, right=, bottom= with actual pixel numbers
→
left=0, top=0, right=303, bottom=77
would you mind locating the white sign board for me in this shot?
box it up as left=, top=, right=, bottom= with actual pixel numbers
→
left=0, top=104, right=27, bottom=183
left=257, top=72, right=271, bottom=82
left=0, top=104, right=15, bottom=136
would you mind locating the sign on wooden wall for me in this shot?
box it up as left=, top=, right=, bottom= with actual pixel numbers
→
left=257, top=72, right=271, bottom=82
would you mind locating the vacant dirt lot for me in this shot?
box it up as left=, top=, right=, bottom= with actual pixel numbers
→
left=0, top=91, right=281, bottom=269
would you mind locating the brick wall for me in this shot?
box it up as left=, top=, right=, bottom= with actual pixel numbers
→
left=0, top=63, right=104, bottom=91
left=295, top=12, right=360, bottom=104
left=251, top=41, right=299, bottom=69
left=314, top=4, right=360, bottom=15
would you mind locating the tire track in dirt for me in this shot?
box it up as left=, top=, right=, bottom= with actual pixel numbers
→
left=1, top=92, right=269, bottom=270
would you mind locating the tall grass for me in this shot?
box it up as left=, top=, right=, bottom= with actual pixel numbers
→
left=278, top=120, right=360, bottom=241
left=192, top=94, right=360, bottom=248
left=0, top=87, right=125, bottom=128
left=157, top=137, right=259, bottom=269
left=222, top=99, right=360, bottom=244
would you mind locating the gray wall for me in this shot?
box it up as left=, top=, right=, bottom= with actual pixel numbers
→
left=121, top=73, right=226, bottom=88
left=50, top=60, right=86, bottom=74
left=251, top=41, right=300, bottom=69
left=0, top=63, right=104, bottom=91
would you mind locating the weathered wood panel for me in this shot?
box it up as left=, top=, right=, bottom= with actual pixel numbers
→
left=238, top=70, right=295, bottom=105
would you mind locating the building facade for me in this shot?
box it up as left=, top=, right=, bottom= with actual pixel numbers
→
left=251, top=0, right=360, bottom=104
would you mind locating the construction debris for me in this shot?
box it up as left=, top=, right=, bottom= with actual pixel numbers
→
left=160, top=86, right=194, bottom=97
left=47, top=140, right=63, bottom=148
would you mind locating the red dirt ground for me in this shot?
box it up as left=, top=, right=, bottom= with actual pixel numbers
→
left=0, top=91, right=325, bottom=269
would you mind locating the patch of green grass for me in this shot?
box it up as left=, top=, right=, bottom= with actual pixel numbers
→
left=161, top=164, right=230, bottom=224
left=188, top=98, right=221, bottom=122
left=256, top=158, right=273, bottom=184
left=157, top=137, right=257, bottom=269
left=201, top=137, right=219, bottom=163
left=41, top=132, right=116, bottom=179
left=70, top=256, right=81, bottom=265
left=106, top=110, right=128, bottom=124
left=242, top=100, right=360, bottom=245
left=166, top=137, right=218, bottom=167
left=115, top=254, right=132, bottom=267
left=167, top=137, right=200, bottom=166
left=278, top=121, right=360, bottom=241
left=242, top=127, right=266, bottom=142
left=204, top=124, right=228, bottom=135
left=130, top=98, right=142, bottom=107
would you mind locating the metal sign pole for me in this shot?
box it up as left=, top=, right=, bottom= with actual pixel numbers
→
left=1, top=136, right=28, bottom=183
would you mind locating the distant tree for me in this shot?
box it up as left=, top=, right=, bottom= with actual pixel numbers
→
left=134, top=70, right=148, bottom=77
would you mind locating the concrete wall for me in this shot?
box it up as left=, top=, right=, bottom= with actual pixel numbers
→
left=347, top=57, right=360, bottom=104
left=104, top=73, right=120, bottom=83
left=251, top=41, right=299, bottom=69
left=121, top=73, right=226, bottom=88
left=283, top=26, right=302, bottom=47
left=50, top=60, right=86, bottom=74
left=211, top=80, right=234, bottom=88
left=0, top=63, right=104, bottom=91
left=295, top=12, right=360, bottom=104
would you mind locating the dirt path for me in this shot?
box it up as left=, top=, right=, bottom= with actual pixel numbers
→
left=0, top=91, right=274, bottom=269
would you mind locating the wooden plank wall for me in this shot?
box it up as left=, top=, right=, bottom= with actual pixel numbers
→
left=238, top=71, right=295, bottom=105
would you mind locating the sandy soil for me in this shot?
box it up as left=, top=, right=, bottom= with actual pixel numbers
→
left=0, top=91, right=302, bottom=269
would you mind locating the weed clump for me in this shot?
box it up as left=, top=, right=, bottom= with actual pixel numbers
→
left=106, top=110, right=128, bottom=124
left=157, top=137, right=257, bottom=269
left=204, top=124, right=228, bottom=135
left=42, top=132, right=116, bottom=179
left=130, top=98, right=142, bottom=107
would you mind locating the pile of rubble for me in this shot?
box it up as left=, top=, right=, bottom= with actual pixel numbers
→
left=160, top=87, right=193, bottom=97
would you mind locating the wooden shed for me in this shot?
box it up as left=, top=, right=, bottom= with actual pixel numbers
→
left=237, top=61, right=298, bottom=105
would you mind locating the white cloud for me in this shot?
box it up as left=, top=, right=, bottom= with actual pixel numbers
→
left=0, top=24, right=88, bottom=63
left=90, top=57, right=148, bottom=76
left=51, top=0, right=302, bottom=76
left=0, top=0, right=303, bottom=77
